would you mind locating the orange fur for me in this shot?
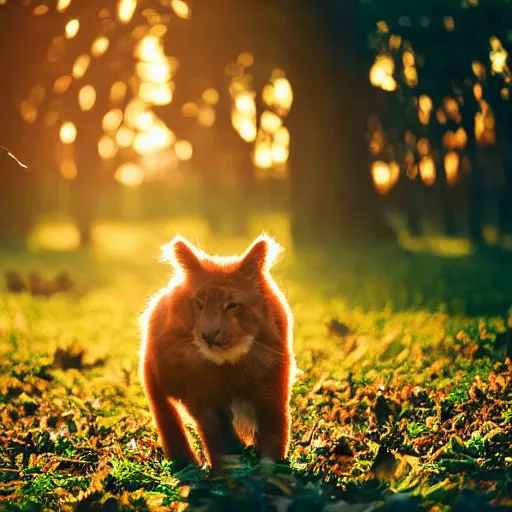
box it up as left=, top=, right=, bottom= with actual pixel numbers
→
left=139, top=234, right=295, bottom=474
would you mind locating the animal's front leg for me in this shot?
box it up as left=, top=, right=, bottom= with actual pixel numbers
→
left=254, top=384, right=291, bottom=464
left=140, top=362, right=197, bottom=468
left=188, top=404, right=243, bottom=475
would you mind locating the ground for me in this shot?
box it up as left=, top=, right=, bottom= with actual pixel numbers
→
left=1, top=217, right=511, bottom=511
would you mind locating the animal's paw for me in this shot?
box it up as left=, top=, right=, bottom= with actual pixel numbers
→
left=220, top=454, right=242, bottom=471
left=259, top=457, right=276, bottom=477
left=170, top=454, right=199, bottom=474
left=208, top=454, right=243, bottom=479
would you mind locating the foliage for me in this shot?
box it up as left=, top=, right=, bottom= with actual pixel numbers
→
left=1, top=218, right=512, bottom=510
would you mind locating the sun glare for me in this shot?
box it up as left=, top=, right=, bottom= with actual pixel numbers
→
left=78, top=85, right=96, bottom=111
left=171, top=0, right=191, bottom=19
left=118, top=0, right=137, bottom=23
left=57, top=0, right=72, bottom=12
left=115, top=162, right=144, bottom=187
left=65, top=19, right=80, bottom=39
left=60, top=122, right=77, bottom=144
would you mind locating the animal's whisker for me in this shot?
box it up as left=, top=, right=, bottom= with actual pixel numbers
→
left=250, top=338, right=287, bottom=358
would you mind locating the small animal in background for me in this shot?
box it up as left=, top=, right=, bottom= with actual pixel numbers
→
left=4, top=270, right=26, bottom=294
left=4, top=271, right=74, bottom=297
left=28, top=272, right=53, bottom=297
left=326, top=318, right=352, bottom=338
left=139, top=234, right=295, bottom=475
left=53, top=272, right=74, bottom=293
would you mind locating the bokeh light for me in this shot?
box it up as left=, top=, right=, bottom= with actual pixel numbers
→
left=102, top=109, right=124, bottom=134
left=54, top=75, right=72, bottom=94
left=91, top=37, right=110, bottom=57
left=419, top=156, right=436, bottom=186
left=60, top=122, right=77, bottom=144
left=78, top=85, right=96, bottom=112
left=171, top=0, right=191, bottom=19
left=73, top=55, right=91, bottom=79
left=174, top=139, right=193, bottom=161
left=60, top=158, right=77, bottom=180
left=65, top=19, right=80, bottom=39
left=370, top=55, right=396, bottom=91
left=444, top=151, right=459, bottom=186
left=98, top=135, right=118, bottom=159
left=117, top=0, right=137, bottom=24
left=115, top=162, right=144, bottom=187
left=202, top=88, right=219, bottom=105
left=57, top=0, right=72, bottom=12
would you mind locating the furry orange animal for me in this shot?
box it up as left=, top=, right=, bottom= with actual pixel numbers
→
left=139, top=234, right=295, bottom=474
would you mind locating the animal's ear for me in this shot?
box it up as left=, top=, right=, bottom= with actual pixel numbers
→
left=238, top=234, right=283, bottom=279
left=161, top=235, right=204, bottom=275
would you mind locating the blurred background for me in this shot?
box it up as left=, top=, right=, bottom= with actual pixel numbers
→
left=0, top=0, right=511, bottom=253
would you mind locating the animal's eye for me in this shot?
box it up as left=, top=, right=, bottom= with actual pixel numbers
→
left=195, top=299, right=203, bottom=310
left=224, top=302, right=238, bottom=311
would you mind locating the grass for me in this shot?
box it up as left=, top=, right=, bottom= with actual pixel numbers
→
left=1, top=216, right=512, bottom=511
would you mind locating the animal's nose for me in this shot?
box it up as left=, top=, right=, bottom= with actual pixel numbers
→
left=202, top=331, right=219, bottom=346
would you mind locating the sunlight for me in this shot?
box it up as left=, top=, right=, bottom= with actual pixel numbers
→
left=370, top=55, right=396, bottom=91
left=273, top=78, right=293, bottom=111
left=33, top=5, right=49, bottom=15
left=60, top=122, right=77, bottom=144
left=54, top=75, right=72, bottom=94
left=202, top=88, right=219, bottom=105
left=91, top=36, right=110, bottom=57
left=57, top=0, right=72, bottom=12
left=198, top=106, right=216, bottom=127
left=274, top=126, right=290, bottom=146
left=234, top=115, right=257, bottom=143
left=65, top=19, right=80, bottom=39
left=102, top=109, right=124, bottom=134
left=418, top=95, right=433, bottom=125
left=115, top=162, right=144, bottom=187
left=60, top=158, right=77, bottom=180
left=110, top=81, right=127, bottom=104
left=20, top=101, right=37, bottom=124
left=237, top=52, right=254, bottom=68
left=171, top=0, right=191, bottom=19
left=116, top=126, right=135, bottom=147
left=261, top=111, right=282, bottom=134
left=134, top=111, right=155, bottom=131
left=175, top=140, right=193, bottom=161
left=78, top=85, right=96, bottom=111
left=490, top=37, right=508, bottom=74
left=444, top=151, right=459, bottom=186
left=372, top=161, right=392, bottom=194
left=182, top=102, right=199, bottom=117
left=4, top=3, right=512, bottom=507
left=117, top=0, right=137, bottom=23
left=419, top=155, right=436, bottom=186
left=72, top=54, right=91, bottom=79
left=254, top=143, right=273, bottom=169
left=98, top=135, right=118, bottom=159
left=271, top=143, right=288, bottom=164
left=235, top=92, right=256, bottom=116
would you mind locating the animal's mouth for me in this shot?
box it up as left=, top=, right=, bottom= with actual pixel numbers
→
left=206, top=339, right=230, bottom=350
left=193, top=335, right=254, bottom=365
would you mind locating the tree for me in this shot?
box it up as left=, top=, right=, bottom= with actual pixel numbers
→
left=364, top=0, right=512, bottom=248
left=282, top=0, right=395, bottom=246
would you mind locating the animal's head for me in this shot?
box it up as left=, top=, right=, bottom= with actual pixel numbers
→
left=161, top=234, right=283, bottom=365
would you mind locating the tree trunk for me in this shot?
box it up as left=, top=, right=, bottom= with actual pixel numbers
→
left=439, top=152, right=458, bottom=237
left=405, top=181, right=424, bottom=238
left=286, top=0, right=395, bottom=247
left=0, top=4, right=47, bottom=246
left=459, top=84, right=485, bottom=248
